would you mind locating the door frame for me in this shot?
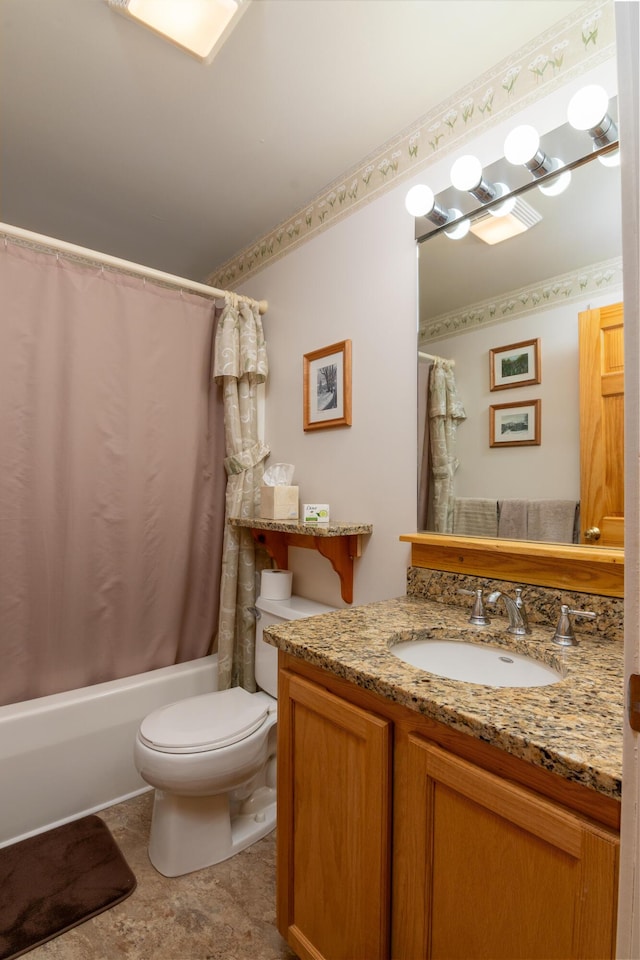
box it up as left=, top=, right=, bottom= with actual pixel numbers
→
left=616, top=2, right=640, bottom=957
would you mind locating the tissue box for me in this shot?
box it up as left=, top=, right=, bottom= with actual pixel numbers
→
left=303, top=503, right=330, bottom=523
left=260, top=485, right=299, bottom=520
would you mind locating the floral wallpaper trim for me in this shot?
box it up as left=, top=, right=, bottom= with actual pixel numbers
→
left=206, top=0, right=615, bottom=289
left=419, top=255, right=623, bottom=346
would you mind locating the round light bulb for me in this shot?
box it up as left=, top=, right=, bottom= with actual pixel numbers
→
left=444, top=211, right=470, bottom=240
left=538, top=160, right=572, bottom=197
left=405, top=184, right=435, bottom=217
left=598, top=147, right=620, bottom=168
left=504, top=125, right=540, bottom=166
left=450, top=155, right=483, bottom=192
left=488, top=183, right=516, bottom=218
left=567, top=84, right=609, bottom=131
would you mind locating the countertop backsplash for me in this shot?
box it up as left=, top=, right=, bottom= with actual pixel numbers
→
left=407, top=567, right=624, bottom=644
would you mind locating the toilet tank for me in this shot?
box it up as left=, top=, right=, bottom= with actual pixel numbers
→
left=255, top=594, right=336, bottom=698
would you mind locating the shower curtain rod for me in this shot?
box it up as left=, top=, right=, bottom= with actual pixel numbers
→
left=0, top=222, right=268, bottom=315
left=418, top=350, right=454, bottom=365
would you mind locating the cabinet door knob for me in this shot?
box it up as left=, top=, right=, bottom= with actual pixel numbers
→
left=584, top=526, right=601, bottom=542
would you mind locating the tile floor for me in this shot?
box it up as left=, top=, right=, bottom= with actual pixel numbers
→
left=28, top=792, right=297, bottom=960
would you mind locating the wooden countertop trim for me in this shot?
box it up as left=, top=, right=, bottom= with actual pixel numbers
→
left=400, top=533, right=624, bottom=598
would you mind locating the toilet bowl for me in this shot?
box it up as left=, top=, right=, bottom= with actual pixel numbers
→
left=134, top=592, right=335, bottom=877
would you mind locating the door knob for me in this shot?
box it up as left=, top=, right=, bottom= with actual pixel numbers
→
left=584, top=526, right=601, bottom=542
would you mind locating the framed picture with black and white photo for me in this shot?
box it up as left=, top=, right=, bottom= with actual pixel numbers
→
left=490, top=399, right=541, bottom=447
left=303, top=340, right=352, bottom=431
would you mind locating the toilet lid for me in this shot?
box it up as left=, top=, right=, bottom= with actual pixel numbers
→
left=139, top=687, right=270, bottom=754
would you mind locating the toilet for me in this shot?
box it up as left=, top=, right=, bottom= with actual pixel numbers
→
left=133, top=593, right=335, bottom=877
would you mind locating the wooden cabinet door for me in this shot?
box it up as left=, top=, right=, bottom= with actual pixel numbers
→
left=396, top=735, right=618, bottom=960
left=277, top=670, right=392, bottom=960
left=579, top=302, right=624, bottom=547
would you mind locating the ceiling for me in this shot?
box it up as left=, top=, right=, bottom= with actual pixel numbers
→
left=1, top=0, right=586, bottom=282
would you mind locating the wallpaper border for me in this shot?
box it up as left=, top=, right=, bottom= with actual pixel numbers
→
left=420, top=255, right=623, bottom=345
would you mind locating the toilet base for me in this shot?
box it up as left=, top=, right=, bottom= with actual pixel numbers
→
left=148, top=784, right=277, bottom=877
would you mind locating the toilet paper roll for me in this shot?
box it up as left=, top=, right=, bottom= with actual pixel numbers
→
left=260, top=569, right=293, bottom=601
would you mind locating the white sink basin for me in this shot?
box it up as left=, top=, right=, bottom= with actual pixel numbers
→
left=391, top=637, right=563, bottom=687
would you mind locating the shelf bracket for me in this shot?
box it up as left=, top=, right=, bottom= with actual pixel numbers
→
left=248, top=528, right=364, bottom=604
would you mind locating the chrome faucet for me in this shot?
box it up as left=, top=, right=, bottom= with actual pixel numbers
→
left=552, top=604, right=596, bottom=646
left=457, top=587, right=490, bottom=625
left=486, top=588, right=531, bottom=635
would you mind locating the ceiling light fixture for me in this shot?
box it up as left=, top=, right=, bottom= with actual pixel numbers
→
left=107, top=0, right=250, bottom=64
left=503, top=124, right=571, bottom=197
left=405, top=185, right=470, bottom=239
left=469, top=197, right=542, bottom=246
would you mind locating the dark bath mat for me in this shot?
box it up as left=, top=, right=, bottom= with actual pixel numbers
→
left=0, top=814, right=136, bottom=959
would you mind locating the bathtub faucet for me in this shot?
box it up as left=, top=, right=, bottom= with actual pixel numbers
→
left=486, top=588, right=531, bottom=635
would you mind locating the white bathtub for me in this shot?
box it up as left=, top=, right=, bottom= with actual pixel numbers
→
left=0, top=654, right=218, bottom=847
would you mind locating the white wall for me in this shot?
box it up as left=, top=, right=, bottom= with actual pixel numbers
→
left=238, top=187, right=418, bottom=608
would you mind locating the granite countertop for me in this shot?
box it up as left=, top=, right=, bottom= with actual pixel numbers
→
left=229, top=518, right=372, bottom=537
left=263, top=596, right=624, bottom=800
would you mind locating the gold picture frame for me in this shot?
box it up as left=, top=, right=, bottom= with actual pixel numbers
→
left=489, top=338, right=541, bottom=391
left=490, top=399, right=541, bottom=447
left=303, top=340, right=352, bottom=431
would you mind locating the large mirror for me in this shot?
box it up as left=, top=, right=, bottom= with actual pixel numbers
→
left=417, top=118, right=623, bottom=549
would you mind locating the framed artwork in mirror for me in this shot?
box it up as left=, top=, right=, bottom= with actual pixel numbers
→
left=490, top=338, right=541, bottom=391
left=490, top=399, right=541, bottom=448
left=303, top=339, right=352, bottom=431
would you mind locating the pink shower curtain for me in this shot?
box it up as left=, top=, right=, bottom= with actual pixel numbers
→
left=0, top=241, right=226, bottom=705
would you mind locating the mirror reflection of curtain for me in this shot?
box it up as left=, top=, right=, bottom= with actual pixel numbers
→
left=428, top=359, right=466, bottom=533
left=213, top=297, right=270, bottom=691
left=418, top=361, right=433, bottom=530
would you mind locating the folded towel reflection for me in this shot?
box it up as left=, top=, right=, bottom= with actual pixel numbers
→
left=497, top=500, right=528, bottom=540
left=527, top=500, right=579, bottom=543
left=453, top=498, right=498, bottom=537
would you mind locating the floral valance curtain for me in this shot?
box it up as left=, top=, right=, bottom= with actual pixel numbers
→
left=429, top=359, right=466, bottom=533
left=213, top=296, right=270, bottom=690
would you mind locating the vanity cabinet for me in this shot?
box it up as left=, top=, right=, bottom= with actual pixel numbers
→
left=277, top=655, right=619, bottom=960
left=276, top=669, right=392, bottom=960
left=394, top=734, right=619, bottom=959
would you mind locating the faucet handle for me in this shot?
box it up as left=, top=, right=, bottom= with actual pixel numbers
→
left=552, top=604, right=597, bottom=646
left=514, top=588, right=529, bottom=628
left=458, top=588, right=490, bottom=626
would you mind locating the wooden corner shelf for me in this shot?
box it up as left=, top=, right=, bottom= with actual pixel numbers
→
left=229, top=518, right=372, bottom=603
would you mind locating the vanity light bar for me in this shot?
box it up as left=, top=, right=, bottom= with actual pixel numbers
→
left=407, top=84, right=618, bottom=239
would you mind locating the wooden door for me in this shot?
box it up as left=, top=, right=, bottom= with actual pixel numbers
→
left=396, top=735, right=618, bottom=960
left=579, top=302, right=624, bottom=546
left=276, top=670, right=392, bottom=960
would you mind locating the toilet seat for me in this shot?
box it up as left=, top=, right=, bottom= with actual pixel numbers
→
left=139, top=688, right=270, bottom=755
